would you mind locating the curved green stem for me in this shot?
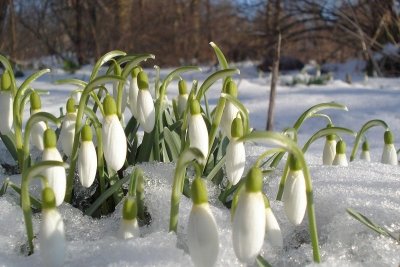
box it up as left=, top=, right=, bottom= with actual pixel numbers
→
left=220, top=93, right=250, bottom=135
left=90, top=50, right=126, bottom=81
left=0, top=55, right=17, bottom=96
left=195, top=69, right=239, bottom=101
left=302, top=126, right=356, bottom=153
left=350, top=119, right=389, bottom=161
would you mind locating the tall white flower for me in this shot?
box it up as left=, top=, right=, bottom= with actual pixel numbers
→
left=232, top=167, right=266, bottom=263
left=225, top=117, right=245, bottom=185
left=187, top=178, right=219, bottom=267
left=0, top=70, right=13, bottom=135
left=322, top=134, right=336, bottom=165
left=381, top=130, right=398, bottom=165
left=177, top=79, right=188, bottom=116
left=40, top=187, right=65, bottom=267
left=282, top=154, right=307, bottom=225
left=59, top=98, right=77, bottom=157
left=360, top=140, right=371, bottom=162
left=263, top=196, right=283, bottom=247
left=332, top=140, right=348, bottom=166
left=118, top=197, right=140, bottom=239
left=102, top=95, right=127, bottom=171
left=128, top=66, right=142, bottom=118
left=78, top=125, right=97, bottom=188
left=42, top=129, right=66, bottom=206
left=136, top=71, right=155, bottom=133
left=220, top=80, right=239, bottom=139
left=29, top=92, right=47, bottom=151
left=188, top=99, right=209, bottom=159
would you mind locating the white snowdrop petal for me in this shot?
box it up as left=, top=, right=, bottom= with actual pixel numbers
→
left=118, top=219, right=140, bottom=240
left=322, top=139, right=336, bottom=165
left=381, top=144, right=398, bottom=165
left=187, top=204, right=219, bottom=267
left=30, top=121, right=47, bottom=151
left=137, top=90, right=155, bottom=133
left=178, top=94, right=188, bottom=115
left=282, top=170, right=307, bottom=225
left=59, top=113, right=77, bottom=157
left=360, top=150, right=371, bottom=161
left=40, top=209, right=65, bottom=267
left=129, top=77, right=139, bottom=117
left=42, top=148, right=66, bottom=206
left=265, top=208, right=283, bottom=247
left=102, top=114, right=127, bottom=171
left=189, top=114, right=209, bottom=158
left=332, top=153, right=348, bottom=166
left=220, top=101, right=239, bottom=139
left=78, top=141, right=97, bottom=188
left=225, top=139, right=245, bottom=185
left=0, top=91, right=13, bottom=134
left=232, top=192, right=266, bottom=263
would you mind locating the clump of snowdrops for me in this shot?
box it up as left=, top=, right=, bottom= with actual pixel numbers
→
left=0, top=42, right=398, bottom=266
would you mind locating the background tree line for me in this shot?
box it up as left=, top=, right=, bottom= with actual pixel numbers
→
left=0, top=0, right=399, bottom=72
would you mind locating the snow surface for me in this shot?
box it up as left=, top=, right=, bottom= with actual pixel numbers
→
left=0, top=63, right=399, bottom=266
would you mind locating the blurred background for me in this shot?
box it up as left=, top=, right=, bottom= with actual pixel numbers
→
left=0, top=0, right=400, bottom=76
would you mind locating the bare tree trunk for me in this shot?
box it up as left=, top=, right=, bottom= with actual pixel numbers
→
left=75, top=0, right=83, bottom=65
left=266, top=33, right=281, bottom=131
left=9, top=0, right=16, bottom=60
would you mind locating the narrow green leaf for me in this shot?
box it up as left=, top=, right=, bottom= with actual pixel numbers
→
left=0, top=133, right=17, bottom=161
left=209, top=42, right=229, bottom=69
left=19, top=69, right=51, bottom=93
left=55, top=78, right=87, bottom=88
left=256, top=255, right=273, bottom=267
left=196, top=69, right=240, bottom=101
left=163, top=127, right=181, bottom=162
left=90, top=50, right=126, bottom=81
left=205, top=155, right=226, bottom=181
left=302, top=126, right=356, bottom=153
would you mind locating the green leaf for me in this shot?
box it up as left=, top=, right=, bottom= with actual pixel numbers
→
left=90, top=50, right=126, bottom=81
left=302, top=126, right=356, bottom=153
left=209, top=42, right=229, bottom=69
left=205, top=155, right=226, bottom=181
left=196, top=69, right=239, bottom=101
left=0, top=133, right=17, bottom=161
left=55, top=78, right=87, bottom=88
left=163, top=127, right=181, bottom=162
left=19, top=69, right=51, bottom=94
left=256, top=255, right=273, bottom=267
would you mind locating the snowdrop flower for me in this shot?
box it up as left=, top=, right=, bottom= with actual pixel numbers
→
left=322, top=131, right=336, bottom=165
left=381, top=130, right=398, bottom=165
left=59, top=98, right=77, bottom=157
left=225, top=117, right=245, bottom=185
left=78, top=125, right=97, bottom=187
left=128, top=66, right=142, bottom=118
left=102, top=95, right=127, bottom=171
left=187, top=177, right=219, bottom=267
left=263, top=195, right=283, bottom=247
left=232, top=167, right=266, bottom=263
left=118, top=197, right=140, bottom=239
left=177, top=79, right=188, bottom=115
left=0, top=70, right=13, bottom=135
left=42, top=129, right=66, bottom=206
left=360, top=140, right=371, bottom=162
left=40, top=187, right=65, bottom=267
left=136, top=71, right=155, bottom=133
left=220, top=80, right=239, bottom=139
left=188, top=99, right=209, bottom=158
left=282, top=154, right=306, bottom=225
left=332, top=140, right=348, bottom=166
left=29, top=92, right=47, bottom=150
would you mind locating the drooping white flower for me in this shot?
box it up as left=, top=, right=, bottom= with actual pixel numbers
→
left=332, top=140, right=348, bottom=166
left=187, top=178, right=219, bottom=267
left=322, top=136, right=336, bottom=165
left=360, top=140, right=371, bottom=162
left=282, top=155, right=307, bottom=225
left=225, top=117, right=245, bottom=185
left=381, top=130, right=398, bottom=165
left=0, top=70, right=13, bottom=135
left=177, top=79, right=188, bottom=115
left=220, top=80, right=239, bottom=139
left=42, top=129, right=66, bottom=206
left=59, top=98, right=77, bottom=157
left=78, top=125, right=97, bottom=188
left=136, top=71, right=155, bottom=133
left=118, top=197, right=140, bottom=239
left=102, top=95, right=127, bottom=171
left=188, top=99, right=209, bottom=159
left=232, top=167, right=266, bottom=263
left=29, top=92, right=47, bottom=150
left=40, top=187, right=65, bottom=267
left=262, top=195, right=283, bottom=247
left=128, top=66, right=142, bottom=118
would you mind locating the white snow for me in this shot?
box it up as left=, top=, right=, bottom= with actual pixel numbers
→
left=0, top=62, right=399, bottom=266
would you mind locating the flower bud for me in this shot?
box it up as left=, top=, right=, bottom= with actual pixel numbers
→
left=136, top=71, right=155, bottom=133
left=332, top=140, right=348, bottom=166
left=381, top=131, right=397, bottom=165
left=78, top=125, right=97, bottom=188
left=188, top=99, right=209, bottom=158
left=118, top=197, right=140, bottom=239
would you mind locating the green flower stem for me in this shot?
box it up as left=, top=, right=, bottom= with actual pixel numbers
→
left=254, top=148, right=286, bottom=167
left=22, top=112, right=61, bottom=169
left=55, top=78, right=87, bottom=88
left=64, top=75, right=124, bottom=203
left=209, top=42, right=229, bottom=69
left=302, top=126, right=356, bottom=153
left=276, top=159, right=290, bottom=201
left=169, top=148, right=203, bottom=232
left=89, top=50, right=126, bottom=81
left=180, top=81, right=198, bottom=149
left=21, top=161, right=68, bottom=255
left=195, top=69, right=239, bottom=102
left=154, top=65, right=160, bottom=100
left=208, top=97, right=226, bottom=147
left=350, top=119, right=389, bottom=161
left=239, top=131, right=321, bottom=263
left=220, top=93, right=250, bottom=134
left=135, top=169, right=145, bottom=220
